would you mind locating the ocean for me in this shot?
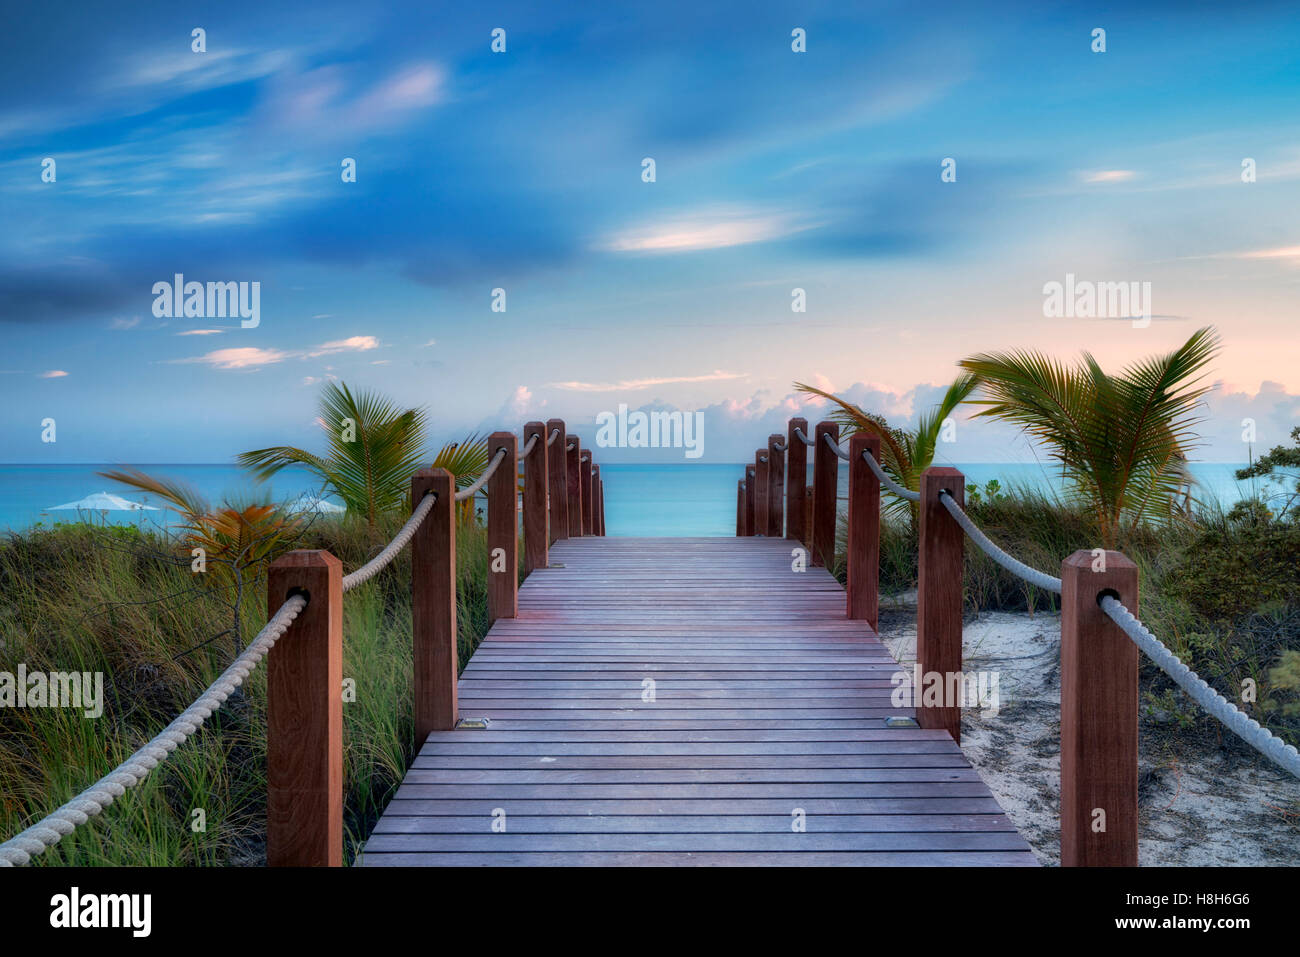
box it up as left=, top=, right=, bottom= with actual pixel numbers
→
left=0, top=461, right=1270, bottom=537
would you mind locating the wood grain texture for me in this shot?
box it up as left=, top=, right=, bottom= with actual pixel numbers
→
left=753, top=449, right=769, bottom=537
left=1060, top=550, right=1138, bottom=867
left=566, top=437, right=583, bottom=537
left=811, top=421, right=839, bottom=567
left=846, top=434, right=881, bottom=627
left=268, top=549, right=343, bottom=867
left=523, top=421, right=548, bottom=575
left=411, top=469, right=458, bottom=737
left=580, top=449, right=593, bottom=536
left=744, top=465, right=756, bottom=537
left=361, top=536, right=1035, bottom=867
left=487, top=432, right=518, bottom=623
left=736, top=479, right=745, bottom=536
left=766, top=434, right=785, bottom=537
left=546, top=419, right=568, bottom=543
left=917, top=468, right=964, bottom=744
left=785, top=417, right=808, bottom=544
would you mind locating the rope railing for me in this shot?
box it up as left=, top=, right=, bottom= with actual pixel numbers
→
left=0, top=593, right=309, bottom=867
left=822, top=431, right=850, bottom=460
left=546, top=428, right=560, bottom=446
left=1101, top=595, right=1300, bottom=779
left=792, top=427, right=814, bottom=446
left=772, top=440, right=787, bottom=452
left=453, top=446, right=509, bottom=502
left=1, top=417, right=605, bottom=867
left=937, top=489, right=1062, bottom=594
left=862, top=449, right=921, bottom=502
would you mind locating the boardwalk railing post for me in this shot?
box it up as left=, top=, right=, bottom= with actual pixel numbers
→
left=591, top=465, right=602, bottom=536
left=804, top=488, right=813, bottom=546
left=1060, top=549, right=1139, bottom=867
left=744, top=465, right=756, bottom=536
left=412, top=468, right=458, bottom=736
left=785, top=417, right=808, bottom=545
left=917, top=467, right=964, bottom=743
left=736, top=479, right=745, bottom=536
left=810, top=421, right=839, bottom=566
left=579, top=449, right=593, bottom=535
left=598, top=476, right=606, bottom=535
left=267, top=549, right=343, bottom=867
left=523, top=421, right=548, bottom=574
left=566, top=437, right=583, bottom=537
left=488, top=432, right=518, bottom=622
left=847, top=434, right=881, bottom=628
left=546, top=418, right=568, bottom=543
left=766, top=434, right=784, bottom=537
left=753, top=449, right=769, bottom=536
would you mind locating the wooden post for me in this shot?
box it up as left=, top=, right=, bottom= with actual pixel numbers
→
left=785, top=418, right=807, bottom=544
left=811, top=421, right=839, bottom=567
left=522, top=422, right=548, bottom=574
left=487, top=432, right=518, bottom=623
left=546, top=418, right=568, bottom=543
left=754, top=449, right=769, bottom=536
left=566, top=437, right=583, bottom=537
left=267, top=549, right=343, bottom=867
left=411, top=468, right=457, bottom=737
left=916, top=467, right=964, bottom=743
left=847, top=434, right=881, bottom=628
left=804, top=488, right=813, bottom=546
left=580, top=449, right=593, bottom=535
left=1060, top=550, right=1139, bottom=867
left=766, top=434, right=785, bottom=538
left=598, top=478, right=606, bottom=535
left=591, top=465, right=601, bottom=536
left=744, top=465, right=756, bottom=536
left=736, top=479, right=745, bottom=536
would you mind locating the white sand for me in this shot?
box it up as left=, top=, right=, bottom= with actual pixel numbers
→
left=879, top=593, right=1300, bottom=866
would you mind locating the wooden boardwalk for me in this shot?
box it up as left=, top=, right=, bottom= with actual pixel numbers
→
left=361, top=537, right=1038, bottom=865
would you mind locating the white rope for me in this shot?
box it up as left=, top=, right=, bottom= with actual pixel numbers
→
left=454, top=446, right=509, bottom=502
left=566, top=440, right=577, bottom=452
left=861, top=450, right=921, bottom=502
left=772, top=441, right=788, bottom=452
left=341, top=491, right=436, bottom=591
left=546, top=428, right=561, bottom=447
left=0, top=594, right=308, bottom=866
left=937, top=489, right=1062, bottom=593
left=822, top=431, right=850, bottom=461
left=1100, top=596, right=1300, bottom=780
left=521, top=433, right=540, bottom=457
left=759, top=454, right=768, bottom=463
left=792, top=427, right=815, bottom=447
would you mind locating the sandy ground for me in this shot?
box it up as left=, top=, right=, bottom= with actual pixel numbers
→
left=879, top=592, right=1300, bottom=866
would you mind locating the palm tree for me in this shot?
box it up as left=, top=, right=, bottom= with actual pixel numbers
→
left=958, top=326, right=1221, bottom=548
left=794, top=374, right=978, bottom=526
left=237, top=381, right=488, bottom=527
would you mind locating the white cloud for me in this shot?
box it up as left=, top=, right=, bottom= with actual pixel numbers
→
left=174, top=347, right=291, bottom=370
left=600, top=207, right=805, bottom=253
left=109, top=316, right=140, bottom=330
left=306, top=335, right=380, bottom=357
left=40, top=370, right=68, bottom=378
left=1083, top=170, right=1136, bottom=184
left=176, top=328, right=224, bottom=336
left=550, top=370, right=747, bottom=392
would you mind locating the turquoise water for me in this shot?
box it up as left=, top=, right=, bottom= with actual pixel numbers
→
left=0, top=461, right=1270, bottom=537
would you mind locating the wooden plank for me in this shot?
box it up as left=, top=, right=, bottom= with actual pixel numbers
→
left=362, top=535, right=1037, bottom=867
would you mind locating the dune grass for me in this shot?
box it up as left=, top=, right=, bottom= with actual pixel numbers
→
left=0, top=514, right=491, bottom=866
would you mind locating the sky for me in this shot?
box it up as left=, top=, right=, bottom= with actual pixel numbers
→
left=3, top=0, right=1299, bottom=466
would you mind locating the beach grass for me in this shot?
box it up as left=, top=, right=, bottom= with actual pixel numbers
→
left=0, top=515, right=491, bottom=866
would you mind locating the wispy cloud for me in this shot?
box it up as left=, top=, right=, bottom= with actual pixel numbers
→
left=176, top=329, right=224, bottom=336
left=549, top=370, right=747, bottom=392
left=40, top=369, right=68, bottom=378
left=1083, top=169, right=1136, bottom=184
left=599, top=208, right=804, bottom=253
left=306, top=335, right=380, bottom=357
left=173, top=335, right=378, bottom=370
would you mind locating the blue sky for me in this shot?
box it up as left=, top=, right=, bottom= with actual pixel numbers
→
left=4, top=0, right=1299, bottom=464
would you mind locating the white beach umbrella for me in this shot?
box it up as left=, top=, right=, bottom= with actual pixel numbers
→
left=48, top=491, right=159, bottom=511
left=287, top=493, right=347, bottom=514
